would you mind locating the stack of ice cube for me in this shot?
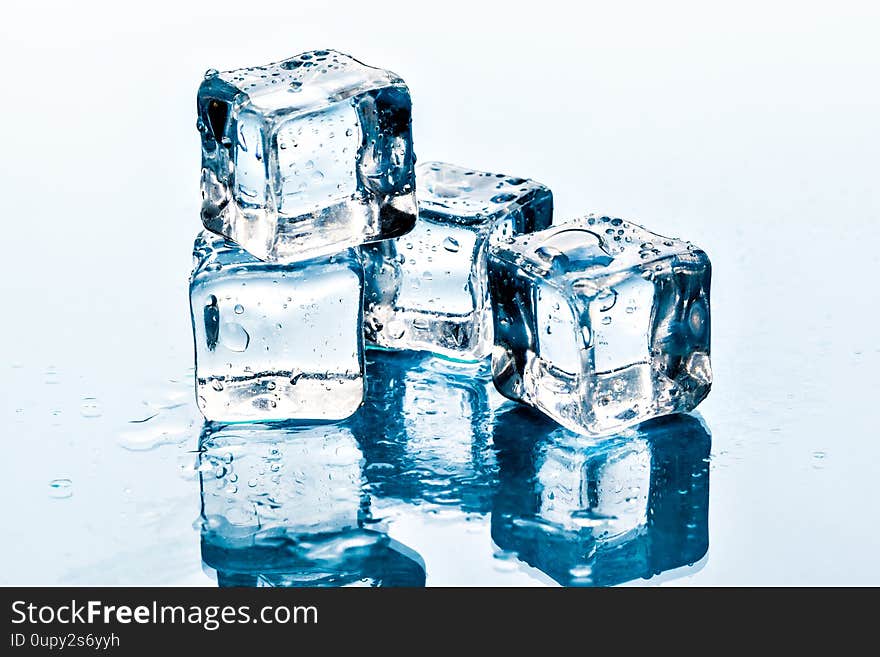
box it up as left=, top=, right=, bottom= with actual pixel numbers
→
left=189, top=49, right=712, bottom=436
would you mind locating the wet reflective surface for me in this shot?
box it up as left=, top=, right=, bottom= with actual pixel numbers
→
left=491, top=410, right=709, bottom=586
left=194, top=351, right=709, bottom=587
left=5, top=5, right=880, bottom=585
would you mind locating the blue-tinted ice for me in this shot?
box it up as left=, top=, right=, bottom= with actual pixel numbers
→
left=363, top=162, right=552, bottom=360
left=491, top=410, right=710, bottom=586
left=354, top=350, right=498, bottom=511
left=195, top=351, right=710, bottom=587
left=489, top=215, right=712, bottom=436
left=198, top=50, right=417, bottom=263
left=198, top=422, right=426, bottom=587
left=189, top=231, right=364, bottom=423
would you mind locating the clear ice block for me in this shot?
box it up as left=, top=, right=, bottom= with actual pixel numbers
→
left=189, top=231, right=364, bottom=423
left=197, top=50, right=417, bottom=263
left=363, top=162, right=552, bottom=361
left=491, top=410, right=710, bottom=586
left=489, top=215, right=711, bottom=436
left=198, top=422, right=426, bottom=587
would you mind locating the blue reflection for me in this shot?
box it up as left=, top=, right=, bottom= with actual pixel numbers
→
left=353, top=350, right=498, bottom=512
left=198, top=421, right=426, bottom=587
left=196, top=350, right=711, bottom=587
left=491, top=409, right=710, bottom=586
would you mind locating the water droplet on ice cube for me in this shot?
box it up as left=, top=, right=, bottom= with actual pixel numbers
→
left=442, top=236, right=461, bottom=253
left=534, top=246, right=564, bottom=264
left=220, top=323, right=250, bottom=352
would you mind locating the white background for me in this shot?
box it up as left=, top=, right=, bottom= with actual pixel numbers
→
left=1, top=0, right=879, bottom=584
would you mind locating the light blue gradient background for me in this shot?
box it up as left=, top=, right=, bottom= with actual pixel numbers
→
left=1, top=0, right=878, bottom=585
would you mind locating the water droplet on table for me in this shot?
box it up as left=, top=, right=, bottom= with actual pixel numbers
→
left=80, top=397, right=102, bottom=418
left=49, top=479, right=72, bottom=499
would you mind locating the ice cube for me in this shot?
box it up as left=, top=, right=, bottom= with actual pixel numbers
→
left=363, top=162, right=552, bottom=360
left=198, top=422, right=426, bottom=587
left=189, top=230, right=364, bottom=422
left=354, top=350, right=498, bottom=512
left=489, top=215, right=711, bottom=435
left=197, top=50, right=417, bottom=263
left=491, top=410, right=710, bottom=586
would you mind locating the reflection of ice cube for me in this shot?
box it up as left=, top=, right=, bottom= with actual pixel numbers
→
left=402, top=364, right=480, bottom=469
left=355, top=351, right=497, bottom=512
left=189, top=231, right=364, bottom=422
left=364, top=162, right=552, bottom=360
left=197, top=50, right=416, bottom=263
left=489, top=215, right=712, bottom=436
left=200, top=423, right=363, bottom=536
left=491, top=410, right=711, bottom=586
left=198, top=422, right=427, bottom=587
left=537, top=440, right=650, bottom=538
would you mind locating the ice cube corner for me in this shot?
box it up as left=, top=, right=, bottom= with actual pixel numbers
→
left=488, top=215, right=711, bottom=436
left=197, top=49, right=417, bottom=263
